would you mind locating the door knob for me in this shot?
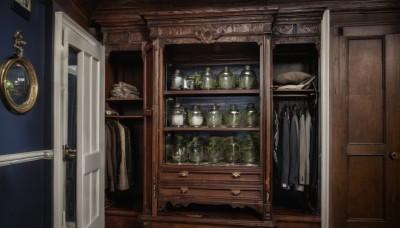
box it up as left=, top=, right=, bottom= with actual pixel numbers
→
left=63, top=145, right=77, bottom=160
left=390, top=151, right=400, bottom=160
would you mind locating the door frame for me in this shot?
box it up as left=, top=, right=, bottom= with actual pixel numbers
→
left=53, top=12, right=105, bottom=228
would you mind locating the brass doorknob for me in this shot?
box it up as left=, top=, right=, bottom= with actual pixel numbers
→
left=390, top=151, right=400, bottom=160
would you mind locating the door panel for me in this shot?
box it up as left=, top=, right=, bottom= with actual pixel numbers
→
left=331, top=17, right=400, bottom=228
left=54, top=12, right=105, bottom=228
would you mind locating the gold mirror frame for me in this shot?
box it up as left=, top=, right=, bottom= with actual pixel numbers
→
left=0, top=31, right=38, bottom=114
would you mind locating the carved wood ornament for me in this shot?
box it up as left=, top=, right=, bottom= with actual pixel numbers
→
left=193, top=25, right=225, bottom=43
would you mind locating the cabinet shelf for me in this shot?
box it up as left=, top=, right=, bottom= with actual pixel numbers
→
left=164, top=89, right=259, bottom=96
left=164, top=126, right=259, bottom=132
left=106, top=98, right=143, bottom=102
left=106, top=115, right=143, bottom=119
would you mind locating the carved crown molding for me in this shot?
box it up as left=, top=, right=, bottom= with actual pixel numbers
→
left=272, top=36, right=320, bottom=53
left=193, top=25, right=225, bottom=43
left=273, top=24, right=320, bottom=36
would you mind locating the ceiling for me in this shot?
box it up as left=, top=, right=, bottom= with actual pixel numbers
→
left=63, top=0, right=400, bottom=28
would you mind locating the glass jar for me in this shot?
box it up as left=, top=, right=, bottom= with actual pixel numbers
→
left=218, top=66, right=234, bottom=89
left=188, top=137, right=204, bottom=164
left=170, top=135, right=188, bottom=163
left=239, top=65, right=257, bottom=89
left=243, top=103, right=259, bottom=127
left=206, top=104, right=222, bottom=127
left=183, top=75, right=194, bottom=90
left=225, top=104, right=241, bottom=127
left=224, top=136, right=241, bottom=164
left=170, top=69, right=183, bottom=90
left=240, top=134, right=257, bottom=164
left=207, top=137, right=222, bottom=163
left=188, top=104, right=204, bottom=127
left=169, top=103, right=186, bottom=127
left=201, top=67, right=216, bottom=90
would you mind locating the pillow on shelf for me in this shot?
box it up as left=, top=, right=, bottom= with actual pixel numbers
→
left=273, top=71, right=312, bottom=85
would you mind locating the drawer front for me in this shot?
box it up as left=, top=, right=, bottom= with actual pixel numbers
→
left=160, top=169, right=261, bottom=182
left=158, top=184, right=262, bottom=201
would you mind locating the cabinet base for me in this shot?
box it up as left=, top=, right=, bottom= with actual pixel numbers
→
left=140, top=215, right=275, bottom=228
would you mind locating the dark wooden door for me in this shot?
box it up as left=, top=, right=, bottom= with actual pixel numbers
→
left=331, top=13, right=400, bottom=228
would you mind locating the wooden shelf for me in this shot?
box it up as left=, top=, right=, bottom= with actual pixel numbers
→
left=106, top=115, right=143, bottom=119
left=106, top=98, right=143, bottom=101
left=164, top=126, right=259, bottom=132
left=164, top=89, right=259, bottom=96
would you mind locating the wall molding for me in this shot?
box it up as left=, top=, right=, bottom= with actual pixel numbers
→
left=0, top=150, right=53, bottom=167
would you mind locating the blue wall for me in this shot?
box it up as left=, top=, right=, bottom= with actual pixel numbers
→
left=0, top=0, right=52, bottom=227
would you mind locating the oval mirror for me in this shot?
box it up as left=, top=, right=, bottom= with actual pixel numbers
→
left=0, top=56, right=38, bottom=114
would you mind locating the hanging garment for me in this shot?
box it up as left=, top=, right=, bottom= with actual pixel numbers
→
left=123, top=125, right=133, bottom=186
left=280, top=105, right=290, bottom=189
left=273, top=109, right=280, bottom=171
left=297, top=110, right=306, bottom=191
left=289, top=105, right=299, bottom=187
left=305, top=109, right=312, bottom=185
left=116, top=122, right=129, bottom=190
left=105, top=123, right=114, bottom=191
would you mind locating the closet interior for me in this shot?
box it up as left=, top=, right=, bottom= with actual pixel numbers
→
left=104, top=51, right=146, bottom=226
left=272, top=43, right=320, bottom=220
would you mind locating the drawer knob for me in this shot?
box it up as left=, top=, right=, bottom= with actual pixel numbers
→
left=231, top=189, right=241, bottom=196
left=180, top=187, right=188, bottom=194
left=179, top=171, right=189, bottom=177
left=232, top=172, right=241, bottom=178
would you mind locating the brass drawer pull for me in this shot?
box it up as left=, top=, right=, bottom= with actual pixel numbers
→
left=231, top=189, right=241, bottom=196
left=232, top=172, right=241, bottom=178
left=179, top=171, right=189, bottom=177
left=180, top=187, right=188, bottom=194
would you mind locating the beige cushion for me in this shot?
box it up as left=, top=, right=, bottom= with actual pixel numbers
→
left=273, top=71, right=312, bottom=85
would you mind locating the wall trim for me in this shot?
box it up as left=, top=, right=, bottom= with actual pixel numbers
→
left=0, top=150, right=53, bottom=167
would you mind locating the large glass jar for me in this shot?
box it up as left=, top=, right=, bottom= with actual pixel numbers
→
left=225, top=104, right=241, bottom=127
left=206, top=104, right=222, bottom=127
left=224, top=136, right=241, bottom=164
left=207, top=137, right=222, bottom=163
left=240, top=134, right=257, bottom=164
left=242, top=103, right=259, bottom=127
left=170, top=135, right=188, bottom=163
left=239, top=65, right=257, bottom=89
left=218, top=66, right=234, bottom=89
left=170, top=69, right=183, bottom=90
left=188, top=137, right=204, bottom=164
left=169, top=103, right=186, bottom=127
left=201, top=67, right=216, bottom=90
left=188, top=104, right=204, bottom=127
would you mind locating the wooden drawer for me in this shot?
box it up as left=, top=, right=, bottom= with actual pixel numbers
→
left=159, top=167, right=261, bottom=183
left=158, top=183, right=263, bottom=208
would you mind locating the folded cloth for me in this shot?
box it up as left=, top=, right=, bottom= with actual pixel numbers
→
left=111, top=82, right=140, bottom=98
left=273, top=76, right=316, bottom=90
left=105, top=102, right=119, bottom=116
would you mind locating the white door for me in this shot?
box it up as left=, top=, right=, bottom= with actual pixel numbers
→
left=53, top=12, right=105, bottom=228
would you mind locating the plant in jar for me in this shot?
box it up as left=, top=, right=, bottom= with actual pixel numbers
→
left=238, top=134, right=258, bottom=164
left=241, top=103, right=259, bottom=127
left=187, top=136, right=204, bottom=164
left=207, top=136, right=224, bottom=163
left=239, top=65, right=257, bottom=89
left=206, top=104, right=222, bottom=127
left=224, top=136, right=241, bottom=164
left=225, top=104, right=241, bottom=127
left=170, top=135, right=188, bottom=164
left=218, top=66, right=234, bottom=89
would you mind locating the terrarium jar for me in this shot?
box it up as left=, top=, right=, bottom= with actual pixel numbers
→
left=201, top=67, right=216, bottom=90
left=188, top=137, right=204, bottom=164
left=240, top=134, right=257, bottom=164
left=170, top=135, right=188, bottom=163
left=218, top=66, right=234, bottom=89
left=224, top=136, right=241, bottom=164
left=243, top=103, right=259, bottom=127
left=169, top=103, right=186, bottom=127
left=206, top=104, right=222, bottom=127
left=225, top=104, right=241, bottom=127
left=188, top=104, right=204, bottom=127
left=207, top=137, right=222, bottom=163
left=239, top=65, right=257, bottom=89
left=170, top=69, right=183, bottom=90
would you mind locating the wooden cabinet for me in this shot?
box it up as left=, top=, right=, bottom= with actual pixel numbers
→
left=140, top=6, right=276, bottom=227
